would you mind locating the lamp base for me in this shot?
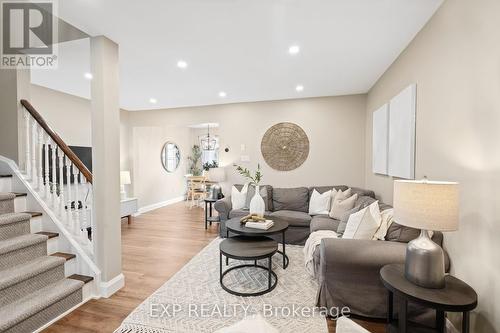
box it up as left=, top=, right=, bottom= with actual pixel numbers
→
left=120, top=185, right=127, bottom=200
left=405, top=229, right=445, bottom=289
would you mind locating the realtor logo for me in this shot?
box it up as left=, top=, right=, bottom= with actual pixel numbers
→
left=1, top=0, right=58, bottom=68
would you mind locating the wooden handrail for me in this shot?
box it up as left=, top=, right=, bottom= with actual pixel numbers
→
left=20, top=99, right=93, bottom=184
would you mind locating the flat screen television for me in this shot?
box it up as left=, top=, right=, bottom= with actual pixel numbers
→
left=69, top=146, right=92, bottom=172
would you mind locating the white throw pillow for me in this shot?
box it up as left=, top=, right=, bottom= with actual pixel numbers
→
left=308, top=189, right=332, bottom=215
left=342, top=201, right=382, bottom=240
left=373, top=208, right=395, bottom=240
left=231, top=183, right=249, bottom=210
left=215, top=314, right=278, bottom=333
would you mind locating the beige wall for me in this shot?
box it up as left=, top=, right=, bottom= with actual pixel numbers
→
left=365, top=0, right=500, bottom=330
left=30, top=84, right=130, bottom=172
left=125, top=95, right=367, bottom=209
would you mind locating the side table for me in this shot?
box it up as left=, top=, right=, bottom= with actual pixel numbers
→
left=380, top=264, right=477, bottom=333
left=204, top=198, right=219, bottom=229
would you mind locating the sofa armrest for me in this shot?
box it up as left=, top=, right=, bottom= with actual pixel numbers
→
left=320, top=238, right=407, bottom=272
left=214, top=196, right=232, bottom=221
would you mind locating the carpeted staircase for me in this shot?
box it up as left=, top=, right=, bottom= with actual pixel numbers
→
left=0, top=191, right=85, bottom=333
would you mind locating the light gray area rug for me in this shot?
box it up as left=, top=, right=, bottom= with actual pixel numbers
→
left=115, top=238, right=328, bottom=333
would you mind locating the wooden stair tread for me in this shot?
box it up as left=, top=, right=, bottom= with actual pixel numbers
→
left=35, top=231, right=59, bottom=239
left=0, top=174, right=12, bottom=178
left=68, top=274, right=94, bottom=284
left=13, top=192, right=27, bottom=197
left=50, top=252, right=76, bottom=261
left=25, top=211, right=42, bottom=217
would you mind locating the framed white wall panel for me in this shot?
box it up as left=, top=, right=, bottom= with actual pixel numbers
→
left=372, top=103, right=389, bottom=175
left=388, top=84, right=416, bottom=179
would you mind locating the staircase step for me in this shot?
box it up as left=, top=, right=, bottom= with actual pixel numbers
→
left=0, top=278, right=83, bottom=333
left=0, top=234, right=48, bottom=270
left=69, top=274, right=94, bottom=284
left=50, top=252, right=76, bottom=261
left=0, top=256, right=66, bottom=307
left=36, top=231, right=59, bottom=239
left=0, top=212, right=31, bottom=241
left=0, top=192, right=15, bottom=215
left=25, top=211, right=43, bottom=218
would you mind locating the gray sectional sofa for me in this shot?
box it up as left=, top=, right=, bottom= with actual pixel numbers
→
left=214, top=184, right=450, bottom=319
left=214, top=185, right=376, bottom=245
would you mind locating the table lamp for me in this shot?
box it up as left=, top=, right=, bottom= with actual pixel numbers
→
left=208, top=167, right=226, bottom=199
left=120, top=171, right=131, bottom=200
left=393, top=178, right=459, bottom=289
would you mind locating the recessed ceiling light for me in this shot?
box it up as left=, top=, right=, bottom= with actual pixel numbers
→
left=149, top=98, right=157, bottom=104
left=177, top=60, right=188, bottom=69
left=288, top=45, right=300, bottom=55
left=218, top=91, right=227, bottom=98
left=84, top=72, right=93, bottom=80
left=295, top=85, right=304, bottom=92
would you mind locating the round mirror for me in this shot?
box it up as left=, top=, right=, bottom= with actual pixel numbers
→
left=161, top=142, right=181, bottom=173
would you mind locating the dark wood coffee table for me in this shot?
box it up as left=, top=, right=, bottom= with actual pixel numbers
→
left=380, top=264, right=477, bottom=333
left=225, top=218, right=289, bottom=269
left=219, top=236, right=278, bottom=296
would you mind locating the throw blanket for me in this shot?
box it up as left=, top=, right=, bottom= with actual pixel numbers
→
left=303, top=230, right=338, bottom=278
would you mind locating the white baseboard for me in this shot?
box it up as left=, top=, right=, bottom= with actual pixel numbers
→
left=100, top=273, right=125, bottom=298
left=135, top=196, right=185, bottom=216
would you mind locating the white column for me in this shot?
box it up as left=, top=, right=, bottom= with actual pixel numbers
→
left=90, top=36, right=123, bottom=296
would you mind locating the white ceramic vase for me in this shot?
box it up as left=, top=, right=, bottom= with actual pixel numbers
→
left=249, top=185, right=265, bottom=217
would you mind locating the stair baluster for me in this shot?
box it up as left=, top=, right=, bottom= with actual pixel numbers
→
left=38, top=128, right=44, bottom=194
left=44, top=137, right=51, bottom=200
left=31, top=121, right=38, bottom=189
left=72, top=167, right=80, bottom=236
left=58, top=150, right=65, bottom=216
left=24, top=110, right=31, bottom=178
left=50, top=143, right=57, bottom=208
left=66, top=161, right=73, bottom=230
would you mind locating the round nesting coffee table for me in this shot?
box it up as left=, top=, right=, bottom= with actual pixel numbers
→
left=225, top=218, right=289, bottom=269
left=219, top=236, right=278, bottom=297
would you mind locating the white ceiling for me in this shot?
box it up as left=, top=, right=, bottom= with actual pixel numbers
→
left=31, top=0, right=442, bottom=111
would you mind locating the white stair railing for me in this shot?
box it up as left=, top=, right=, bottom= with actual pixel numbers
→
left=20, top=99, right=95, bottom=257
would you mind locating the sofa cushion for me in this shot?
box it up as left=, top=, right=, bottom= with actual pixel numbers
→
left=308, top=185, right=348, bottom=197
left=269, top=210, right=311, bottom=227
left=385, top=222, right=421, bottom=243
left=310, top=215, right=340, bottom=232
left=229, top=209, right=272, bottom=220
left=244, top=185, right=272, bottom=211
left=354, top=195, right=377, bottom=209
left=350, top=187, right=376, bottom=198
left=272, top=187, right=309, bottom=213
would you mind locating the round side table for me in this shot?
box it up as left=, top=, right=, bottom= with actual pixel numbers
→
left=380, top=264, right=477, bottom=333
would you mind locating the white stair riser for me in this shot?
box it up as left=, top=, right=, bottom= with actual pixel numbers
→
left=0, top=177, right=12, bottom=192
left=82, top=281, right=94, bottom=300
left=46, top=237, right=58, bottom=254
left=64, top=259, right=77, bottom=276
left=14, top=196, right=27, bottom=213
left=30, top=216, right=43, bottom=233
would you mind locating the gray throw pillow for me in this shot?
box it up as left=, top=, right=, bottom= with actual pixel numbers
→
left=336, top=204, right=362, bottom=235
left=245, top=185, right=269, bottom=211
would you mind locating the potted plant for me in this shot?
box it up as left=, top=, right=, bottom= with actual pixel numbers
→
left=234, top=164, right=265, bottom=217
left=187, top=145, right=202, bottom=176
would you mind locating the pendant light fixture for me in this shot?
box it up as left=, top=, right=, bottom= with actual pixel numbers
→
left=201, top=124, right=217, bottom=151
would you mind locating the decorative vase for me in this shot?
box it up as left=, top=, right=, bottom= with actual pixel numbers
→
left=249, top=185, right=265, bottom=218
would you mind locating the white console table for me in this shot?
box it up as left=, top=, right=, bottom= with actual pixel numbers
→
left=121, top=197, right=138, bottom=224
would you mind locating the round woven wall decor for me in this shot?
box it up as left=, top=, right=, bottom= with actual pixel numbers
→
left=261, top=122, right=309, bottom=171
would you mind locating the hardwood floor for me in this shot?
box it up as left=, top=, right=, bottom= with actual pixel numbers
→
left=43, top=202, right=385, bottom=333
